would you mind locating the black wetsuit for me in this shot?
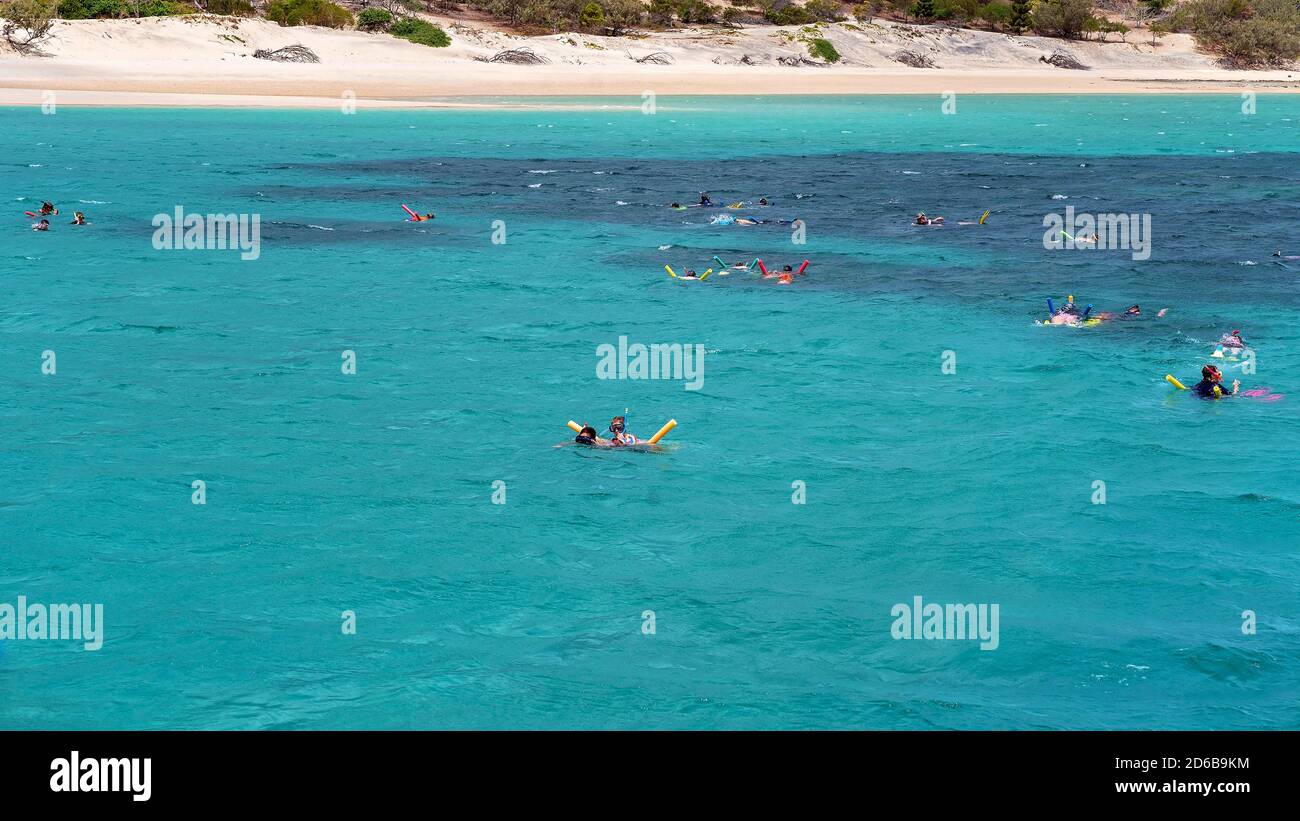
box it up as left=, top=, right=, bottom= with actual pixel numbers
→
left=1192, top=379, right=1229, bottom=398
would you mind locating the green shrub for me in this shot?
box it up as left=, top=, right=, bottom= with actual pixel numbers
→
left=852, top=0, right=884, bottom=19
left=203, top=0, right=254, bottom=14
left=1007, top=0, right=1030, bottom=31
left=674, top=0, right=717, bottom=23
left=909, top=0, right=934, bottom=20
left=603, top=0, right=645, bottom=32
left=1029, top=0, right=1094, bottom=38
left=56, top=0, right=189, bottom=17
left=265, top=0, right=354, bottom=28
left=764, top=2, right=815, bottom=24
left=807, top=36, right=840, bottom=61
left=390, top=16, right=452, bottom=46
left=1166, top=0, right=1300, bottom=67
left=933, top=0, right=980, bottom=22
left=803, top=0, right=844, bottom=20
left=978, top=1, right=1009, bottom=28
left=647, top=0, right=675, bottom=23
left=579, top=0, right=604, bottom=28
left=357, top=7, right=394, bottom=29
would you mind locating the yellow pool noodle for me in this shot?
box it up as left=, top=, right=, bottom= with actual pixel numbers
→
left=979, top=209, right=989, bottom=225
left=1165, top=375, right=1188, bottom=390
left=699, top=269, right=713, bottom=280
left=665, top=265, right=677, bottom=278
left=647, top=419, right=677, bottom=445
left=567, top=420, right=583, bottom=432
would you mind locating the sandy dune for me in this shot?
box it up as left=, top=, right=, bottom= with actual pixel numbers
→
left=1, top=15, right=1297, bottom=107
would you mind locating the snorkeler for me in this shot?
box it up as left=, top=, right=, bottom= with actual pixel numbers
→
left=574, top=425, right=604, bottom=445
left=680, top=269, right=700, bottom=279
left=608, top=415, right=638, bottom=446
left=758, top=197, right=770, bottom=206
left=39, top=201, right=57, bottom=216
left=699, top=193, right=713, bottom=206
left=32, top=219, right=50, bottom=231
left=915, top=212, right=944, bottom=226
left=1219, top=329, right=1246, bottom=349
left=670, top=202, right=682, bottom=209
left=401, top=204, right=433, bottom=221
left=70, top=211, right=87, bottom=225
left=1191, top=364, right=1239, bottom=398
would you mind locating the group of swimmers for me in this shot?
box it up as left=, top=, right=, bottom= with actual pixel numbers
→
left=574, top=415, right=637, bottom=446
left=1046, top=295, right=1257, bottom=401
left=915, top=209, right=992, bottom=227
left=1044, top=296, right=1161, bottom=326
left=673, top=258, right=808, bottom=284
left=670, top=193, right=772, bottom=209
left=28, top=201, right=88, bottom=231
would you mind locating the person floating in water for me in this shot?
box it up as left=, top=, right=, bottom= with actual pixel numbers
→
left=915, top=212, right=944, bottom=226
left=574, top=425, right=604, bottom=445
left=1192, top=364, right=1239, bottom=399
left=1048, top=295, right=1083, bottom=324
left=70, top=211, right=87, bottom=225
left=1219, top=329, right=1246, bottom=349
left=699, top=193, right=712, bottom=206
left=679, top=269, right=701, bottom=280
left=670, top=202, right=681, bottom=209
left=758, top=197, right=770, bottom=206
left=1091, top=304, right=1169, bottom=322
left=32, top=219, right=50, bottom=231
left=608, top=415, right=638, bottom=446
left=38, top=201, right=57, bottom=216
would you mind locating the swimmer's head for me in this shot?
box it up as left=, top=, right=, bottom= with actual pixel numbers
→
left=609, top=416, right=625, bottom=433
left=576, top=425, right=598, bottom=444
left=782, top=265, right=792, bottom=272
left=1203, top=364, right=1223, bottom=382
left=1126, top=305, right=1140, bottom=315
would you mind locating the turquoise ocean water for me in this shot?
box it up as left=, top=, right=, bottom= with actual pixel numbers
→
left=2, top=96, right=1298, bottom=729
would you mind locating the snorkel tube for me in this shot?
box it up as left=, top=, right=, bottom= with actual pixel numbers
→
left=1047, top=298, right=1056, bottom=318
left=1081, top=304, right=1093, bottom=320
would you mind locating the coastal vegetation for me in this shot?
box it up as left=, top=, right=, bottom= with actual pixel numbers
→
left=1163, top=0, right=1300, bottom=67
left=2, top=0, right=56, bottom=52
left=3, top=0, right=1298, bottom=69
left=265, top=0, right=353, bottom=27
left=389, top=14, right=451, bottom=44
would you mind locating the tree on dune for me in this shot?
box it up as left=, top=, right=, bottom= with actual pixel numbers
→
left=1, top=0, right=57, bottom=54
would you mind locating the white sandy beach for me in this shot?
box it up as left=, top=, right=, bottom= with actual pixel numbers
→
left=1, top=15, right=1298, bottom=107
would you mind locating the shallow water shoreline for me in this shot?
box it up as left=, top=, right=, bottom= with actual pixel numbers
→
left=3, top=72, right=1300, bottom=111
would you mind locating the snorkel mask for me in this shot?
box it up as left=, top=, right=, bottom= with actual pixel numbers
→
left=609, top=416, right=626, bottom=434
